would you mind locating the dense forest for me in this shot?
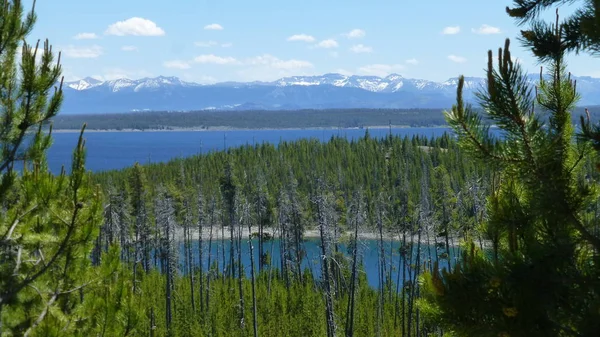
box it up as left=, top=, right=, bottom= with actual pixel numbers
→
left=51, top=106, right=600, bottom=131
left=51, top=108, right=449, bottom=130
left=87, top=132, right=490, bottom=336
left=3, top=0, right=600, bottom=336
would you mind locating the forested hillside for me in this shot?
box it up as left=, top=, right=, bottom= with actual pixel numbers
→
left=88, top=132, right=495, bottom=336
left=50, top=106, right=600, bottom=131
left=52, top=108, right=448, bottom=130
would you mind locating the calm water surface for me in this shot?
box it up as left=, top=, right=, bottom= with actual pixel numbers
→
left=47, top=127, right=452, bottom=173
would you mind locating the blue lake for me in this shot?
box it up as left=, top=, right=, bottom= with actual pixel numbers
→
left=176, top=238, right=456, bottom=288
left=47, top=127, right=453, bottom=173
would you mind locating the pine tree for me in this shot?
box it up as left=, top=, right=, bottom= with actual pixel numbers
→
left=0, top=1, right=104, bottom=335
left=507, top=1, right=600, bottom=153
left=506, top=0, right=600, bottom=59
left=419, top=18, right=600, bottom=335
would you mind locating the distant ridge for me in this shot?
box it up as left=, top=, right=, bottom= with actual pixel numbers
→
left=59, top=73, right=600, bottom=114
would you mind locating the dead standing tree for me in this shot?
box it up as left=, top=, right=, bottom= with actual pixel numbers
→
left=314, top=178, right=338, bottom=337
left=154, top=188, right=178, bottom=331
left=344, top=190, right=366, bottom=337
left=241, top=196, right=259, bottom=337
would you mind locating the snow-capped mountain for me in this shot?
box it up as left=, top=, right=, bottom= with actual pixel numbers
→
left=69, top=76, right=201, bottom=93
left=58, top=73, right=600, bottom=114
left=67, top=77, right=103, bottom=91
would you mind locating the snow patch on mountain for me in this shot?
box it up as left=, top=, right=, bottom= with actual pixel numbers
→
left=67, top=77, right=102, bottom=90
left=66, top=76, right=199, bottom=92
left=59, top=72, right=600, bottom=115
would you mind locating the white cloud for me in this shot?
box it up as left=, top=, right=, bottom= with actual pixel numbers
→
left=163, top=60, right=191, bottom=69
left=121, top=45, right=138, bottom=51
left=60, top=67, right=81, bottom=82
left=335, top=68, right=353, bottom=76
left=344, top=29, right=366, bottom=39
left=62, top=45, right=103, bottom=58
left=92, top=68, right=153, bottom=81
left=448, top=54, right=467, bottom=63
left=350, top=44, right=373, bottom=53
left=234, top=55, right=315, bottom=81
left=105, top=17, right=165, bottom=36
left=287, top=34, right=316, bottom=42
left=472, top=24, right=501, bottom=35
left=582, top=70, right=600, bottom=77
left=405, top=58, right=419, bottom=65
left=315, top=39, right=339, bottom=48
left=204, top=23, right=223, bottom=30
left=195, top=41, right=218, bottom=47
left=73, top=32, right=98, bottom=40
left=181, top=73, right=217, bottom=83
left=442, top=26, right=460, bottom=35
left=195, top=41, right=232, bottom=48
left=358, top=64, right=405, bottom=77
left=246, top=54, right=313, bottom=70
left=194, top=54, right=240, bottom=65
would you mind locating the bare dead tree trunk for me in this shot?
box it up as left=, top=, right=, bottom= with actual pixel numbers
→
left=400, top=230, right=407, bottom=336
left=278, top=190, right=291, bottom=288
left=344, top=191, right=363, bottom=337
left=315, top=180, right=337, bottom=337
left=184, top=200, right=196, bottom=313
left=415, top=229, right=422, bottom=337
left=236, top=194, right=245, bottom=331
left=206, top=196, right=217, bottom=312
left=243, top=199, right=259, bottom=337
left=197, top=190, right=205, bottom=313
left=406, top=220, right=415, bottom=336
left=376, top=193, right=387, bottom=337
left=221, top=207, right=226, bottom=281
left=155, top=189, right=177, bottom=331
left=286, top=167, right=304, bottom=281
left=256, top=170, right=268, bottom=274
left=267, top=222, right=278, bottom=294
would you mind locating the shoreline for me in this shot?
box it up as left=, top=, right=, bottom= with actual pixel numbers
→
left=174, top=226, right=490, bottom=248
left=51, top=125, right=450, bottom=133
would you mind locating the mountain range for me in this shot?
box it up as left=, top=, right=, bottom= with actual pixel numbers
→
left=59, top=73, right=600, bottom=114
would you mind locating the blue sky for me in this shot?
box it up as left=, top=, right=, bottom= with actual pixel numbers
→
left=22, top=0, right=598, bottom=83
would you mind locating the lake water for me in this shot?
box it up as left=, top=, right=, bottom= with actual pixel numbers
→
left=47, top=127, right=452, bottom=173
left=177, top=238, right=457, bottom=288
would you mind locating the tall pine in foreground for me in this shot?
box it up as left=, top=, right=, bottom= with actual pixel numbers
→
left=419, top=16, right=600, bottom=337
left=507, top=0, right=600, bottom=154
left=506, top=0, right=600, bottom=59
left=0, top=1, right=104, bottom=335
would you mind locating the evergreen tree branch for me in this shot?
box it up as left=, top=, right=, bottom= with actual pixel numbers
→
left=476, top=40, right=540, bottom=169
left=506, top=0, right=577, bottom=23
left=568, top=212, right=600, bottom=251
left=23, top=291, right=57, bottom=337
left=2, top=204, right=37, bottom=241
left=445, top=75, right=518, bottom=164
left=2, top=126, right=86, bottom=306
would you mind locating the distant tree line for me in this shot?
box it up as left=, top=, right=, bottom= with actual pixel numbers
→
left=50, top=106, right=600, bottom=131
left=50, top=108, right=449, bottom=130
